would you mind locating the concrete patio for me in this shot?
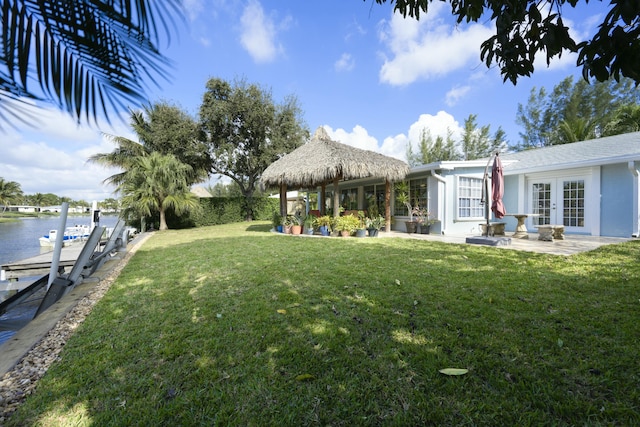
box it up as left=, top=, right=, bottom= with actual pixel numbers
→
left=380, top=230, right=633, bottom=256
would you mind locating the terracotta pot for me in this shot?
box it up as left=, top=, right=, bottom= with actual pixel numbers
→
left=291, top=225, right=302, bottom=235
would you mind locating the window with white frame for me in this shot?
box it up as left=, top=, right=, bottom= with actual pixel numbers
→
left=457, top=177, right=484, bottom=218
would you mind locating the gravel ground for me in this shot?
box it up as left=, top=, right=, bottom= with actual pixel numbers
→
left=0, top=234, right=150, bottom=424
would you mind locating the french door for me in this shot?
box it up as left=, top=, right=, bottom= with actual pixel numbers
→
left=530, top=177, right=587, bottom=233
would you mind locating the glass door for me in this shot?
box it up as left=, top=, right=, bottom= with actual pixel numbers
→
left=529, top=178, right=587, bottom=233
left=532, top=182, right=553, bottom=225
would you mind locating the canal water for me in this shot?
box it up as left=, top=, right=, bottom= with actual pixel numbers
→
left=0, top=215, right=120, bottom=346
left=0, top=215, right=120, bottom=298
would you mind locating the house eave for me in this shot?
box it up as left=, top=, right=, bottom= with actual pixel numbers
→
left=504, top=154, right=640, bottom=176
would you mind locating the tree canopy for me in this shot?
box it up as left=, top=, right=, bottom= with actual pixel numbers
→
left=516, top=76, right=640, bottom=148
left=0, top=0, right=183, bottom=129
left=0, top=177, right=22, bottom=214
left=407, top=114, right=505, bottom=166
left=199, top=77, right=308, bottom=220
left=89, top=102, right=207, bottom=229
left=371, top=0, right=640, bottom=85
left=461, top=114, right=506, bottom=160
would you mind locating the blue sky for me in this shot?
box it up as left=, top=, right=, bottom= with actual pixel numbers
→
left=0, top=0, right=610, bottom=202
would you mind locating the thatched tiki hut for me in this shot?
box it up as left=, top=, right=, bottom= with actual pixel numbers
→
left=260, top=126, right=410, bottom=231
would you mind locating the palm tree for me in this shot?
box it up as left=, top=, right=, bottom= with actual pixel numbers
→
left=29, top=193, right=45, bottom=208
left=0, top=0, right=183, bottom=129
left=119, top=152, right=200, bottom=230
left=89, top=103, right=209, bottom=188
left=603, top=105, right=640, bottom=136
left=556, top=118, right=596, bottom=144
left=88, top=134, right=150, bottom=188
left=0, top=178, right=23, bottom=215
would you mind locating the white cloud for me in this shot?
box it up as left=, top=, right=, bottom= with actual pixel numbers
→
left=382, top=111, right=463, bottom=161
left=183, top=0, right=206, bottom=22
left=0, top=107, right=133, bottom=202
left=239, top=0, right=286, bottom=63
left=322, top=111, right=463, bottom=163
left=334, top=53, right=355, bottom=72
left=323, top=125, right=379, bottom=152
left=377, top=5, right=494, bottom=85
left=445, top=85, right=471, bottom=106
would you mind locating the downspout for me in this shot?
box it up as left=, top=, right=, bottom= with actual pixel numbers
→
left=628, top=161, right=640, bottom=237
left=430, top=171, right=447, bottom=235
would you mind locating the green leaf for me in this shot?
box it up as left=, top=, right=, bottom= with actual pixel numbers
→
left=295, top=374, right=315, bottom=382
left=439, top=368, right=469, bottom=376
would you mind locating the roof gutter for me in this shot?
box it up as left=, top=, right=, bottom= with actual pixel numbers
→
left=430, top=171, right=447, bottom=234
left=628, top=161, right=640, bottom=237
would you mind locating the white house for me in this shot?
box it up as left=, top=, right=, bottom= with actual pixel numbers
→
left=325, top=131, right=640, bottom=238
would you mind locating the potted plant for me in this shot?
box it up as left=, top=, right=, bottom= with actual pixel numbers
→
left=334, top=214, right=360, bottom=237
left=291, top=214, right=303, bottom=235
left=303, top=215, right=315, bottom=235
left=365, top=215, right=385, bottom=237
left=314, top=215, right=333, bottom=236
left=283, top=215, right=295, bottom=234
left=395, top=181, right=417, bottom=233
left=355, top=210, right=367, bottom=237
left=271, top=211, right=283, bottom=233
left=411, top=205, right=430, bottom=234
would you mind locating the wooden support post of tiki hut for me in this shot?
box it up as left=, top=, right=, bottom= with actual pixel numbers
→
left=385, top=180, right=391, bottom=233
left=320, top=183, right=326, bottom=216
left=333, top=175, right=341, bottom=220
left=279, top=183, right=287, bottom=217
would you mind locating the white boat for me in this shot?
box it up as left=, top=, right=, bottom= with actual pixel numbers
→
left=39, top=225, right=91, bottom=247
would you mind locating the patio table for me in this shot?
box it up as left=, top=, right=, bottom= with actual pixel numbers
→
left=505, top=214, right=539, bottom=239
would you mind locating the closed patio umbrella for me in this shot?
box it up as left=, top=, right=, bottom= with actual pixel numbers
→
left=491, top=153, right=506, bottom=219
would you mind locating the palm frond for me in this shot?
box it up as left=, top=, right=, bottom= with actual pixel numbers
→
left=0, top=0, right=184, bottom=129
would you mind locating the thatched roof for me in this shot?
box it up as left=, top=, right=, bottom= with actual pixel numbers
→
left=260, top=127, right=409, bottom=188
left=190, top=186, right=213, bottom=198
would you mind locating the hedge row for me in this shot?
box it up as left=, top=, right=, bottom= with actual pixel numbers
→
left=166, top=197, right=280, bottom=229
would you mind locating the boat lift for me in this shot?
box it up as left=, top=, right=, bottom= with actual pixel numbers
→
left=34, top=218, right=127, bottom=317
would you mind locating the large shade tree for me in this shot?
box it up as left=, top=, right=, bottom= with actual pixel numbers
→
left=0, top=0, right=182, bottom=129
left=371, top=0, right=640, bottom=85
left=199, top=77, right=309, bottom=221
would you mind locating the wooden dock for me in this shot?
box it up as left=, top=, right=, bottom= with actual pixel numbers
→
left=1, top=244, right=89, bottom=281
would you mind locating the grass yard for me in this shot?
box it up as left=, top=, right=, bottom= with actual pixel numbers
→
left=8, top=222, right=640, bottom=426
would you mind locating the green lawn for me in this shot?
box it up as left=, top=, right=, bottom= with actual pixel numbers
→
left=8, top=222, right=640, bottom=426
